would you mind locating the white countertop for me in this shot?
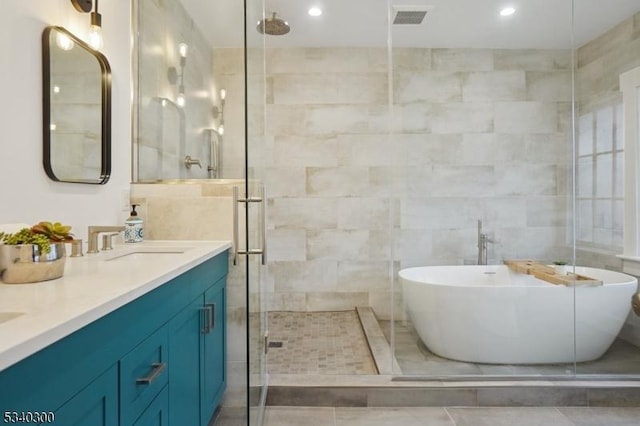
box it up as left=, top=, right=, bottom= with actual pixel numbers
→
left=0, top=240, right=231, bottom=372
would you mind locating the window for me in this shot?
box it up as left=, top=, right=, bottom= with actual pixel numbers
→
left=576, top=104, right=624, bottom=251
left=618, top=66, right=640, bottom=273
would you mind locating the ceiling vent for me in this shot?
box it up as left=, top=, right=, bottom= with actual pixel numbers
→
left=392, top=5, right=433, bottom=25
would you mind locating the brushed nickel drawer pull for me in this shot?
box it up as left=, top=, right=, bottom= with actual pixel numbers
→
left=136, top=362, right=166, bottom=384
left=201, top=305, right=213, bottom=334
left=206, top=303, right=216, bottom=331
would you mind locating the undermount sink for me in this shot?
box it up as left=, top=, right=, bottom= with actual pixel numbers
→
left=0, top=312, right=24, bottom=325
left=104, top=246, right=196, bottom=261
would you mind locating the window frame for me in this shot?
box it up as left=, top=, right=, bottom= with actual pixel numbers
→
left=575, top=106, right=624, bottom=251
left=618, top=66, right=640, bottom=273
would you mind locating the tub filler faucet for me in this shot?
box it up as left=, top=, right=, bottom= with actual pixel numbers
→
left=477, top=220, right=494, bottom=265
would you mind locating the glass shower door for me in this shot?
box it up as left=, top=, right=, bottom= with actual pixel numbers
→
left=245, top=0, right=269, bottom=423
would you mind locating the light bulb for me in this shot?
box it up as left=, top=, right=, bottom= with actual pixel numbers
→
left=88, top=25, right=103, bottom=50
left=56, top=33, right=74, bottom=51
left=218, top=125, right=224, bottom=136
left=308, top=7, right=322, bottom=17
left=50, top=123, right=57, bottom=131
left=220, top=89, right=226, bottom=100
left=53, top=85, right=61, bottom=94
left=179, top=43, right=188, bottom=58
left=88, top=12, right=103, bottom=50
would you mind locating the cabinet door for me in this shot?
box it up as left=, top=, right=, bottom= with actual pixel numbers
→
left=132, top=386, right=168, bottom=426
left=53, top=364, right=118, bottom=426
left=201, top=282, right=226, bottom=425
left=168, top=296, right=203, bottom=426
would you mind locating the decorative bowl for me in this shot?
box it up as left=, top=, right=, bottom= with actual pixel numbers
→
left=0, top=242, right=66, bottom=284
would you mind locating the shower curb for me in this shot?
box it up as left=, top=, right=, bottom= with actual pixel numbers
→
left=356, top=306, right=402, bottom=375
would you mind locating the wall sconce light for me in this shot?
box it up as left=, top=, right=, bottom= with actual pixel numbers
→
left=168, top=43, right=188, bottom=107
left=70, top=0, right=103, bottom=50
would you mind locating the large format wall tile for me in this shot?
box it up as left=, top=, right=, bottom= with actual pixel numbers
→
left=394, top=71, right=462, bottom=103
left=494, top=49, right=571, bottom=71
left=432, top=49, right=494, bottom=71
left=494, top=102, right=558, bottom=133
left=462, top=70, right=526, bottom=102
left=140, top=46, right=577, bottom=321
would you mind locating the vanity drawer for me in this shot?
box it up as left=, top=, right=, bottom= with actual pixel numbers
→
left=120, top=324, right=169, bottom=425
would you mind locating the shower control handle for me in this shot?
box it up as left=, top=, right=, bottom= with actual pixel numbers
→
left=185, top=155, right=202, bottom=169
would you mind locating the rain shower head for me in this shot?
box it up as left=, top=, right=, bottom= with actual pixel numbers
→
left=257, top=12, right=290, bottom=35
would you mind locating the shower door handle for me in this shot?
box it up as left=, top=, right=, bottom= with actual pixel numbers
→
left=232, top=184, right=267, bottom=266
left=258, top=184, right=267, bottom=265
left=233, top=186, right=239, bottom=265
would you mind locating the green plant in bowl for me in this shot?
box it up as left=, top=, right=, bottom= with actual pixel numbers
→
left=30, top=221, right=74, bottom=242
left=0, top=221, right=73, bottom=284
left=0, top=222, right=73, bottom=254
left=0, top=228, right=52, bottom=254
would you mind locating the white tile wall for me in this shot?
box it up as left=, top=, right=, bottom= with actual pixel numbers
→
left=141, top=46, right=575, bottom=322
left=216, top=46, right=574, bottom=320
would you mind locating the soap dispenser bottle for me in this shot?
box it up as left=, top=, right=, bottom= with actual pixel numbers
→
left=124, top=204, right=143, bottom=243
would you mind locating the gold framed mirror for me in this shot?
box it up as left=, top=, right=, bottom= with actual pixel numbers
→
left=42, top=26, right=111, bottom=184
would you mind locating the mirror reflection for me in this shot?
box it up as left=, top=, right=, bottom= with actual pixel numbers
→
left=42, top=26, right=111, bottom=184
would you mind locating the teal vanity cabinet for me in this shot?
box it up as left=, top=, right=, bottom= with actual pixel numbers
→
left=53, top=364, right=119, bottom=426
left=120, top=325, right=170, bottom=425
left=202, top=282, right=226, bottom=421
left=0, top=250, right=228, bottom=426
left=132, top=387, right=169, bottom=426
left=168, top=277, right=226, bottom=426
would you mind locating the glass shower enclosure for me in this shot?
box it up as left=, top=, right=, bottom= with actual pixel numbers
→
left=132, top=0, right=640, bottom=423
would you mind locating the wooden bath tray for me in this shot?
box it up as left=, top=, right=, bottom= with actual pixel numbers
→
left=504, top=260, right=603, bottom=287
left=504, top=259, right=554, bottom=275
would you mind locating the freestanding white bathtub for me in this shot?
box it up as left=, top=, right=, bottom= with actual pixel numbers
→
left=400, top=265, right=638, bottom=364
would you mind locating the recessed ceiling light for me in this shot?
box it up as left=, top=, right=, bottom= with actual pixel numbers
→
left=499, top=7, right=516, bottom=17
left=308, top=7, right=322, bottom=17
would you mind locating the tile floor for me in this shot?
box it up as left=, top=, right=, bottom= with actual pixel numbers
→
left=217, top=311, right=640, bottom=425
left=216, top=405, right=640, bottom=425
left=382, top=320, right=640, bottom=376
left=266, top=311, right=377, bottom=375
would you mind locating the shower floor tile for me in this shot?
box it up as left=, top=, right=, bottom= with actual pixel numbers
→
left=266, top=311, right=377, bottom=375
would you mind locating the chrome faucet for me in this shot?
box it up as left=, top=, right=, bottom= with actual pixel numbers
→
left=477, top=220, right=494, bottom=265
left=87, top=226, right=125, bottom=254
